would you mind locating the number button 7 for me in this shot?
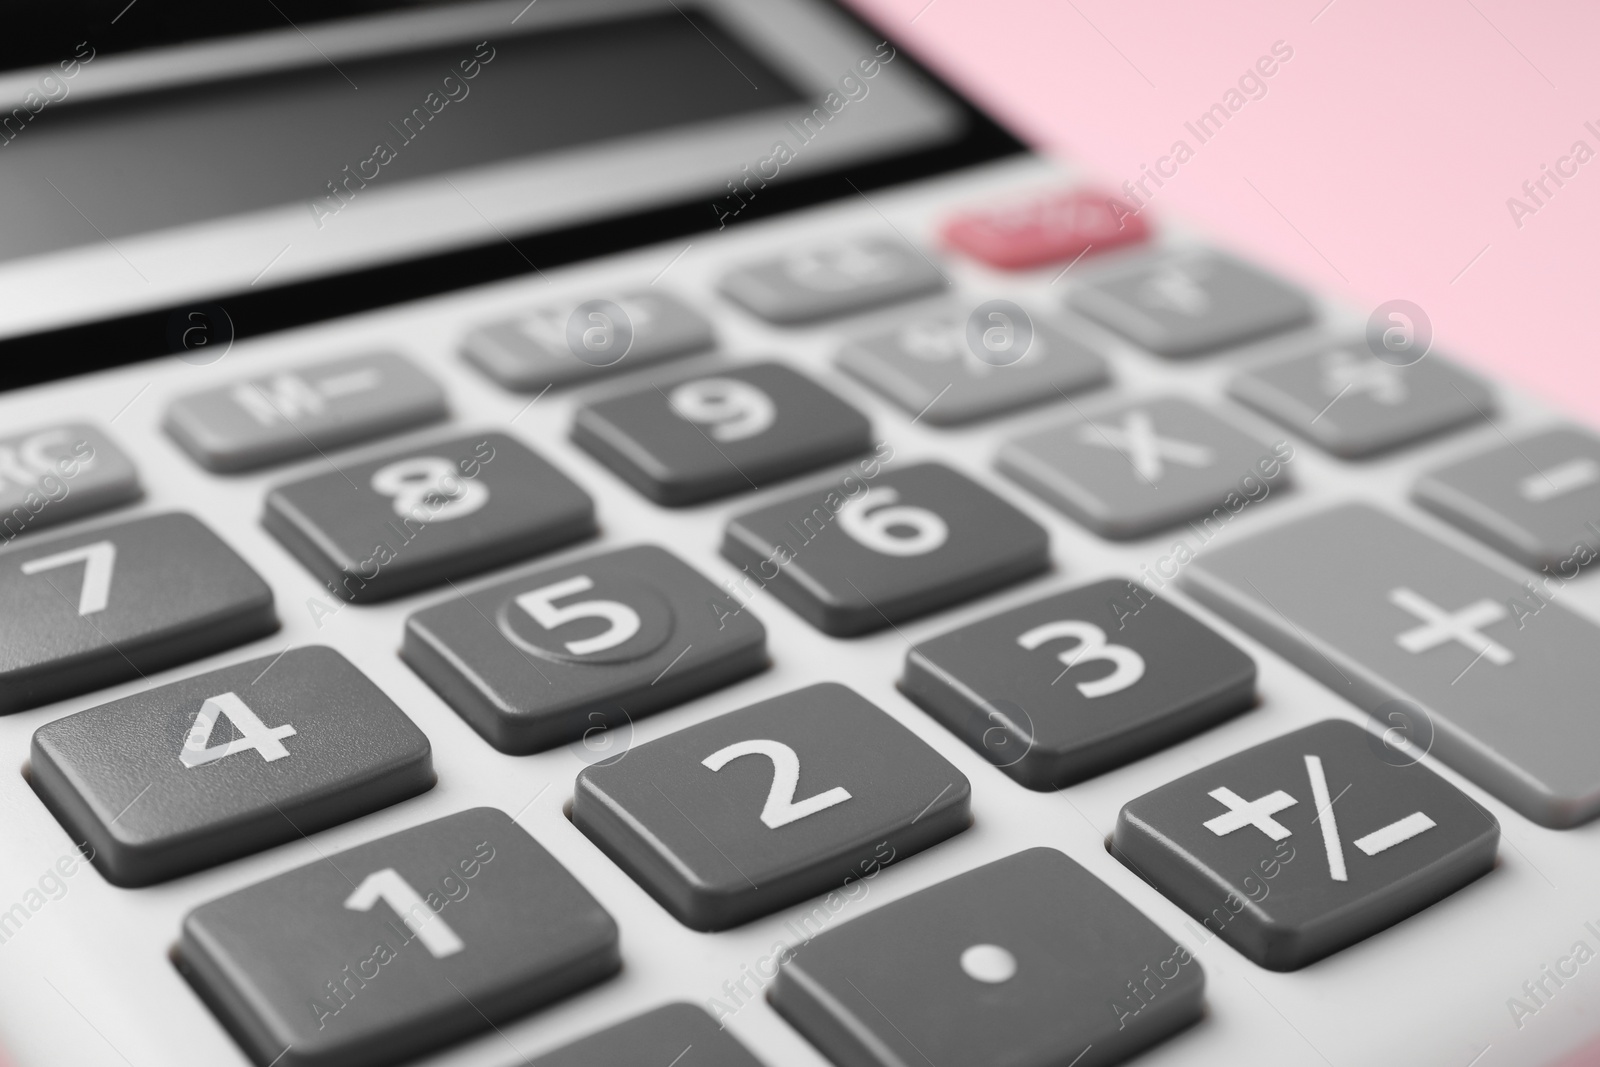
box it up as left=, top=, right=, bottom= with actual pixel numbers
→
left=574, top=683, right=970, bottom=930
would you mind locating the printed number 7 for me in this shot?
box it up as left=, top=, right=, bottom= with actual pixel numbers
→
left=21, top=540, right=116, bottom=615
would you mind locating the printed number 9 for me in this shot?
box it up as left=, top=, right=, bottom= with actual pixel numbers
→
left=669, top=378, right=776, bottom=442
left=838, top=487, right=948, bottom=557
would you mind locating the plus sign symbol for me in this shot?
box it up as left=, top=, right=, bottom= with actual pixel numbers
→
left=1113, top=720, right=1499, bottom=970
left=1389, top=586, right=1514, bottom=667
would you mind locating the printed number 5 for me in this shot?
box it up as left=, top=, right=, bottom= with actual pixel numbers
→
left=516, top=575, right=640, bottom=656
left=1018, top=620, right=1145, bottom=698
left=702, top=739, right=851, bottom=829
left=21, top=540, right=116, bottom=615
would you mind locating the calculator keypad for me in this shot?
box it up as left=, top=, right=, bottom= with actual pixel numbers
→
left=835, top=304, right=1109, bottom=425
left=463, top=289, right=715, bottom=392
left=718, top=235, right=946, bottom=324
left=0, top=512, right=277, bottom=714
left=31, top=646, right=433, bottom=886
left=164, top=352, right=448, bottom=472
left=403, top=544, right=766, bottom=754
left=1069, top=250, right=1314, bottom=357
left=1114, top=720, right=1498, bottom=970
left=573, top=682, right=970, bottom=930
left=771, top=847, right=1204, bottom=1067
left=722, top=460, right=1050, bottom=635
left=1229, top=344, right=1494, bottom=458
left=264, top=431, right=595, bottom=603
left=0, top=423, right=141, bottom=539
left=179, top=808, right=619, bottom=1067
left=997, top=395, right=1290, bottom=539
left=902, top=578, right=1256, bottom=790
left=572, top=361, right=872, bottom=505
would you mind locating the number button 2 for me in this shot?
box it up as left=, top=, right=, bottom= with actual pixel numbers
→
left=901, top=579, right=1256, bottom=790
left=404, top=545, right=766, bottom=754
left=573, top=682, right=971, bottom=930
left=572, top=362, right=872, bottom=505
left=722, top=461, right=1049, bottom=636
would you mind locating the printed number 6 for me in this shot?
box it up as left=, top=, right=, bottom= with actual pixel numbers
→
left=1017, top=620, right=1145, bottom=698
left=669, top=378, right=776, bottom=442
left=515, top=575, right=640, bottom=656
left=838, top=487, right=948, bottom=557
left=702, top=739, right=851, bottom=828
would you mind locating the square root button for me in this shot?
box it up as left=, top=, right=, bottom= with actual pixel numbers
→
left=1113, top=720, right=1497, bottom=970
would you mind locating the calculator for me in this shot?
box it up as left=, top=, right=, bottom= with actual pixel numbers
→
left=1, top=2, right=1597, bottom=1066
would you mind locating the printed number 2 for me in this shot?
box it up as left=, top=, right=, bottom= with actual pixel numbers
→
left=1018, top=620, right=1145, bottom=698
left=702, top=739, right=851, bottom=829
left=344, top=868, right=464, bottom=958
left=22, top=540, right=116, bottom=615
left=516, top=575, right=639, bottom=656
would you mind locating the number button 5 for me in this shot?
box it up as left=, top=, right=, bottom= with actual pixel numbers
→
left=574, top=682, right=971, bottom=930
left=722, top=461, right=1049, bottom=636
left=902, top=578, right=1256, bottom=790
left=404, top=545, right=767, bottom=754
left=572, top=362, right=872, bottom=505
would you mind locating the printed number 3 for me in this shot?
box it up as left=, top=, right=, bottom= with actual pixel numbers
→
left=516, top=575, right=639, bottom=656
left=702, top=739, right=851, bottom=829
left=1018, top=620, right=1145, bottom=698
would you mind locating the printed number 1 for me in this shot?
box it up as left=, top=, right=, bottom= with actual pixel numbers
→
left=21, top=540, right=116, bottom=615
left=344, top=868, right=464, bottom=959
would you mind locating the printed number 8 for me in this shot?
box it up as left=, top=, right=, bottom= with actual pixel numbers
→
left=371, top=456, right=488, bottom=522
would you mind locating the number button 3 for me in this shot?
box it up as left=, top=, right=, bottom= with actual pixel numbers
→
left=573, top=682, right=971, bottom=930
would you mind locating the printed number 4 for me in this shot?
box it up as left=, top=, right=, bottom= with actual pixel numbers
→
left=180, top=691, right=296, bottom=769
left=344, top=868, right=464, bottom=959
left=702, top=739, right=851, bottom=829
left=21, top=540, right=116, bottom=615
left=516, top=575, right=639, bottom=656
left=1018, top=620, right=1145, bottom=698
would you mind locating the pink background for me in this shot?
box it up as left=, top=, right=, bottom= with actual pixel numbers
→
left=849, top=0, right=1599, bottom=420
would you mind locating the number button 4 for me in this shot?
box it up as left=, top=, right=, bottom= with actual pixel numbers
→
left=404, top=545, right=767, bottom=753
left=179, top=808, right=619, bottom=1067
left=264, top=431, right=595, bottom=603
left=1113, top=720, right=1498, bottom=970
left=573, top=682, right=971, bottom=930
left=902, top=579, right=1256, bottom=790
left=31, top=647, right=433, bottom=886
left=722, top=461, right=1049, bottom=636
left=0, top=512, right=277, bottom=713
left=573, top=362, right=873, bottom=505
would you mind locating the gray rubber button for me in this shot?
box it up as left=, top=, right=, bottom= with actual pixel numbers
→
left=0, top=423, right=141, bottom=541
left=722, top=460, right=1049, bottom=636
left=463, top=289, right=715, bottom=392
left=403, top=544, right=766, bottom=754
left=902, top=578, right=1255, bottom=790
left=835, top=305, right=1109, bottom=425
left=178, top=807, right=619, bottom=1067
left=1229, top=344, right=1494, bottom=457
left=718, top=236, right=946, bottom=324
left=528, top=1004, right=766, bottom=1066
left=0, top=512, right=277, bottom=714
left=1069, top=250, right=1313, bottom=357
left=30, top=646, right=433, bottom=886
left=572, top=361, right=872, bottom=505
left=997, top=395, right=1291, bottom=540
left=771, top=847, right=1204, bottom=1067
left=263, top=431, right=595, bottom=603
left=1114, top=720, right=1498, bottom=970
left=573, top=682, right=970, bottom=930
left=163, top=352, right=448, bottom=472
left=1183, top=502, right=1600, bottom=828
left=1414, top=425, right=1600, bottom=570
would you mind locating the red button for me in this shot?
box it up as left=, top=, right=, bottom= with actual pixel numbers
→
left=941, top=188, right=1148, bottom=271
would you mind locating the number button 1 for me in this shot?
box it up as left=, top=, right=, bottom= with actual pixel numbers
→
left=179, top=808, right=619, bottom=1067
left=572, top=361, right=872, bottom=505
left=31, top=647, right=432, bottom=886
left=722, top=461, right=1049, bottom=636
left=573, top=682, right=971, bottom=930
left=0, top=512, right=277, bottom=714
left=901, top=579, right=1256, bottom=790
left=403, top=545, right=767, bottom=753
